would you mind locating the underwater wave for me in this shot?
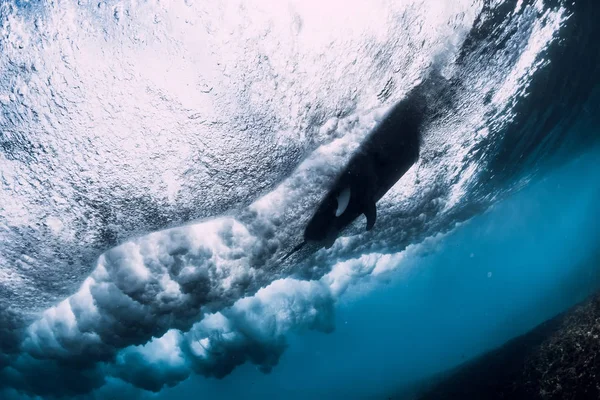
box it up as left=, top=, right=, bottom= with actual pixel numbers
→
left=0, top=0, right=599, bottom=397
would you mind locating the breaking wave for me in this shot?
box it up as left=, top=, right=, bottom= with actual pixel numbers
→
left=0, top=0, right=598, bottom=397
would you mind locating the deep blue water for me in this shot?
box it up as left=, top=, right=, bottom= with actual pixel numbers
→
left=152, top=146, right=600, bottom=399
left=1, top=0, right=600, bottom=399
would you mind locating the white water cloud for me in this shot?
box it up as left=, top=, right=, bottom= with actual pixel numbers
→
left=0, top=0, right=572, bottom=398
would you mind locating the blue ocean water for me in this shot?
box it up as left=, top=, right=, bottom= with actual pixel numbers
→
left=1, top=0, right=600, bottom=398
left=154, top=146, right=600, bottom=399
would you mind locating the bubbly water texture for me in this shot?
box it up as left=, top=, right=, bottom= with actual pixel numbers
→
left=1, top=0, right=483, bottom=309
left=1, top=0, right=598, bottom=397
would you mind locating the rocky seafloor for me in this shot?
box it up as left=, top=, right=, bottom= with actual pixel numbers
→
left=415, top=290, right=600, bottom=400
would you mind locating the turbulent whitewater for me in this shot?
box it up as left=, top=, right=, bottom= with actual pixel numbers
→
left=0, top=0, right=599, bottom=397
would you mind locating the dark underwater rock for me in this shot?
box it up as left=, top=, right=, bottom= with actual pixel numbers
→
left=417, top=293, right=600, bottom=400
